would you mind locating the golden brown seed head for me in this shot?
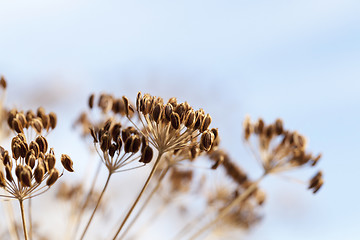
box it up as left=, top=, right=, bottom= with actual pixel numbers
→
left=61, top=154, right=74, bottom=172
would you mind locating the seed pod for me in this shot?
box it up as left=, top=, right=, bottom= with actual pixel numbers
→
left=193, top=111, right=204, bottom=130
left=12, top=118, right=23, bottom=133
left=36, top=136, right=48, bottom=154
left=168, top=97, right=177, bottom=107
left=124, top=136, right=134, bottom=153
left=0, top=75, right=6, bottom=89
left=140, top=146, right=153, bottom=164
left=184, top=109, right=195, bottom=128
left=49, top=112, right=57, bottom=129
left=200, top=114, right=211, bottom=133
left=15, top=165, right=23, bottom=180
left=255, top=118, right=264, bottom=134
left=5, top=165, right=13, bottom=182
left=31, top=118, right=43, bottom=134
left=100, top=133, right=111, bottom=152
left=20, top=166, right=32, bottom=187
left=116, top=136, right=123, bottom=150
left=109, top=144, right=117, bottom=158
left=136, top=92, right=142, bottom=111
left=37, top=107, right=46, bottom=119
left=164, top=103, right=173, bottom=121
left=200, top=130, right=214, bottom=151
left=16, top=113, right=27, bottom=129
left=26, top=110, right=35, bottom=124
left=88, top=94, right=95, bottom=109
left=131, top=135, right=141, bottom=153
left=7, top=109, right=17, bottom=129
left=0, top=171, right=6, bottom=188
left=13, top=143, right=21, bottom=160
left=152, top=103, right=162, bottom=123
left=170, top=112, right=180, bottom=130
left=19, top=142, right=28, bottom=158
left=111, top=98, right=124, bottom=115
left=34, top=164, right=45, bottom=184
left=3, top=151, right=11, bottom=166
left=274, top=119, right=283, bottom=135
left=46, top=169, right=59, bottom=186
left=61, top=154, right=74, bottom=172
left=121, top=129, right=130, bottom=143
left=110, top=123, right=121, bottom=141
left=122, top=96, right=129, bottom=116
left=141, top=136, right=148, bottom=153
left=46, top=154, right=56, bottom=170
left=175, top=103, right=186, bottom=121
left=90, top=128, right=98, bottom=143
left=29, top=141, right=40, bottom=158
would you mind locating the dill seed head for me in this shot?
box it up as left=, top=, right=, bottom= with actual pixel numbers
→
left=0, top=108, right=73, bottom=201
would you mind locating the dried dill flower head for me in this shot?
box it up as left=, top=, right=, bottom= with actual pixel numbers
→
left=89, top=119, right=153, bottom=173
left=243, top=116, right=323, bottom=193
left=0, top=108, right=74, bottom=201
left=132, top=92, right=218, bottom=155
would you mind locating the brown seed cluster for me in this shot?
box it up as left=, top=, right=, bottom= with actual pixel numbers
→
left=90, top=119, right=153, bottom=173
left=0, top=108, right=73, bottom=201
left=134, top=92, right=218, bottom=153
left=243, top=116, right=323, bottom=193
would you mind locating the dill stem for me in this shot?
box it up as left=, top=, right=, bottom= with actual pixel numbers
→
left=112, top=151, right=164, bottom=240
left=72, top=160, right=103, bottom=239
left=19, top=200, right=29, bottom=240
left=119, top=163, right=170, bottom=240
left=28, top=198, right=33, bottom=240
left=80, top=172, right=112, bottom=240
left=188, top=174, right=267, bottom=240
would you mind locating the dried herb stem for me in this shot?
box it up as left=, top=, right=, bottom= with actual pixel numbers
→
left=80, top=172, right=112, bottom=240
left=119, top=163, right=170, bottom=240
left=19, top=200, right=29, bottom=240
left=112, top=151, right=164, bottom=240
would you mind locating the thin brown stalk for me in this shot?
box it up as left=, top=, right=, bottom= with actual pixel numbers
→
left=119, top=163, right=170, bottom=240
left=28, top=198, right=33, bottom=240
left=72, top=160, right=103, bottom=239
left=80, top=172, right=112, bottom=240
left=19, top=200, right=29, bottom=240
left=188, top=174, right=266, bottom=240
left=112, top=151, right=164, bottom=240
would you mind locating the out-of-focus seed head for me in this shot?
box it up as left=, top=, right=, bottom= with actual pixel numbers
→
left=89, top=94, right=95, bottom=109
left=0, top=75, right=7, bottom=89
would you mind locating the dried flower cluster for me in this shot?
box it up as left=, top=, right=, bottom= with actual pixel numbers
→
left=0, top=77, right=324, bottom=240
left=0, top=108, right=74, bottom=200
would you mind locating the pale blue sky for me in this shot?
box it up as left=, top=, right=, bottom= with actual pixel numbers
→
left=1, top=0, right=360, bottom=239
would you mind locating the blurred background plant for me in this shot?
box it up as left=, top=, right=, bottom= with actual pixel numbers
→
left=1, top=0, right=359, bottom=239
